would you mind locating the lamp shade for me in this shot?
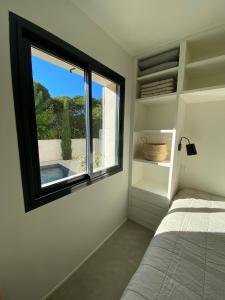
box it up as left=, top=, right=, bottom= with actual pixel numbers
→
left=186, top=143, right=197, bottom=156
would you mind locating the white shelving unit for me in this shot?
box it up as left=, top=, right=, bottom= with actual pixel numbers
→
left=137, top=66, right=179, bottom=83
left=186, top=54, right=225, bottom=70
left=136, top=93, right=177, bottom=105
left=132, top=180, right=168, bottom=198
left=180, top=85, right=225, bottom=104
left=134, top=129, right=175, bottom=133
left=131, top=55, right=178, bottom=230
left=133, top=158, right=171, bottom=167
left=186, top=28, right=225, bottom=63
left=129, top=26, right=225, bottom=231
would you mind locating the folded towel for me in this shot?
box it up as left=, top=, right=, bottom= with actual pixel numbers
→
left=139, top=61, right=178, bottom=77
left=140, top=90, right=174, bottom=98
left=140, top=78, right=175, bottom=89
left=140, top=87, right=175, bottom=97
left=139, top=48, right=179, bottom=70
left=141, top=86, right=175, bottom=93
left=140, top=82, right=175, bottom=92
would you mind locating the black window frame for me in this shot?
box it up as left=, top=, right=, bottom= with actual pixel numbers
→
left=9, top=12, right=125, bottom=212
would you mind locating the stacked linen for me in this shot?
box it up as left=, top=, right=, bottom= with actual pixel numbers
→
left=138, top=48, right=179, bottom=77
left=140, top=78, right=175, bottom=98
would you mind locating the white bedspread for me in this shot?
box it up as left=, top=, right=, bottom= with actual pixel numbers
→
left=121, top=188, right=225, bottom=300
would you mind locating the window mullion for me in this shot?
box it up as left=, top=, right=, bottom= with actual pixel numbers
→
left=85, top=67, right=93, bottom=178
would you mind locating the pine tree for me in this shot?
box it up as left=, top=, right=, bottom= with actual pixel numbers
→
left=61, top=99, right=72, bottom=160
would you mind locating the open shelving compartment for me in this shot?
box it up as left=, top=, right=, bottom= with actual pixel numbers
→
left=134, top=99, right=178, bottom=131
left=180, top=86, right=225, bottom=106
left=136, top=70, right=178, bottom=100
left=184, top=29, right=225, bottom=92
left=136, top=46, right=180, bottom=101
left=184, top=57, right=225, bottom=91
left=186, top=28, right=225, bottom=63
left=132, top=162, right=169, bottom=197
left=132, top=129, right=176, bottom=198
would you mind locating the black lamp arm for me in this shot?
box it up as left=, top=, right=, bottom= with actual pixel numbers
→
left=178, top=136, right=197, bottom=155
left=178, top=136, right=191, bottom=151
left=179, top=136, right=191, bottom=144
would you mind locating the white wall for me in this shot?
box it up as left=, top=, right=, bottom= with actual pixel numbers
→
left=179, top=100, right=225, bottom=197
left=38, top=139, right=100, bottom=162
left=0, top=1, right=133, bottom=299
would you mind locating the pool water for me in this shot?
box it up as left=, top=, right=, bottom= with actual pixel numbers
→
left=40, top=164, right=74, bottom=185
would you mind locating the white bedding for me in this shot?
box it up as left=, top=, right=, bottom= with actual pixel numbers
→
left=121, top=188, right=225, bottom=300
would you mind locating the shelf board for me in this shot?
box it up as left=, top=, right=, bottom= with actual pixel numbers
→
left=133, top=158, right=171, bottom=168
left=134, top=129, right=176, bottom=134
left=185, top=56, right=225, bottom=81
left=137, top=66, right=179, bottom=83
left=180, top=85, right=225, bottom=104
left=136, top=92, right=177, bottom=105
left=186, top=53, right=225, bottom=70
left=132, top=179, right=168, bottom=198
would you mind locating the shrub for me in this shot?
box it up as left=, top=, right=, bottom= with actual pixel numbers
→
left=61, top=99, right=72, bottom=160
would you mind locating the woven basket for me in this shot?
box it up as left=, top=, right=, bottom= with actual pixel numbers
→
left=143, top=143, right=168, bottom=162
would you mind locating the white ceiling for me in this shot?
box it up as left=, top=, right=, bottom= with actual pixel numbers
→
left=71, top=0, right=225, bottom=56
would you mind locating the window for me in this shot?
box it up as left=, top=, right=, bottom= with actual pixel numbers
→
left=91, top=72, right=119, bottom=173
left=31, top=47, right=87, bottom=187
left=10, top=13, right=125, bottom=211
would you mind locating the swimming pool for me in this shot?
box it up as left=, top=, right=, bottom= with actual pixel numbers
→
left=40, top=164, right=74, bottom=185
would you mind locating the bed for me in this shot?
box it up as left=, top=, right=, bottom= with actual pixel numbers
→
left=121, top=188, right=225, bottom=300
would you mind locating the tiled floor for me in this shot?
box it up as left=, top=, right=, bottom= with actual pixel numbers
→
left=48, top=220, right=154, bottom=300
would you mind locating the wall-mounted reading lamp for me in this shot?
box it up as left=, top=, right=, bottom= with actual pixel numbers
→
left=178, top=137, right=197, bottom=156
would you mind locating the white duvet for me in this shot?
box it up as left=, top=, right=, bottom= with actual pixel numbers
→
left=121, top=188, right=225, bottom=300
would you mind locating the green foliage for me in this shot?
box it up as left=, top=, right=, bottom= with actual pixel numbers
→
left=33, top=82, right=57, bottom=139
left=33, top=81, right=102, bottom=140
left=69, top=96, right=86, bottom=138
left=79, top=152, right=101, bottom=171
left=92, top=101, right=102, bottom=138
left=61, top=99, right=72, bottom=160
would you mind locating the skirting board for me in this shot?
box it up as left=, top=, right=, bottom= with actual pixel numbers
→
left=42, top=217, right=128, bottom=300
left=128, top=215, right=157, bottom=232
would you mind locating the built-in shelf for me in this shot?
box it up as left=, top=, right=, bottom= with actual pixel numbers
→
left=130, top=26, right=225, bottom=231
left=137, top=66, right=178, bottom=83
left=186, top=54, right=225, bottom=71
left=134, top=129, right=176, bottom=134
left=132, top=180, right=168, bottom=198
left=180, top=85, right=225, bottom=104
left=186, top=28, right=225, bottom=63
left=136, top=93, right=177, bottom=105
left=133, top=158, right=171, bottom=167
left=184, top=55, right=225, bottom=90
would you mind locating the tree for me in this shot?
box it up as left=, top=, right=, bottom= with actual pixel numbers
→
left=92, top=99, right=102, bottom=138
left=61, top=98, right=72, bottom=160
left=33, top=82, right=56, bottom=139
left=33, top=81, right=103, bottom=140
left=69, top=96, right=85, bottom=138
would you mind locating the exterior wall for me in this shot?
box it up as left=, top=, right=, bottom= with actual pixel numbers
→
left=102, top=83, right=117, bottom=168
left=38, top=139, right=100, bottom=162
left=0, top=1, right=133, bottom=299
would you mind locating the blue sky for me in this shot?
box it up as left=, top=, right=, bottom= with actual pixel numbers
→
left=31, top=55, right=102, bottom=99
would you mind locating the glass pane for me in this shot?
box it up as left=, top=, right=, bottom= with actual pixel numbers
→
left=92, top=72, right=119, bottom=172
left=31, top=47, right=87, bottom=187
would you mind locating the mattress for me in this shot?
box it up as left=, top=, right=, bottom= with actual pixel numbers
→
left=121, top=188, right=225, bottom=300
